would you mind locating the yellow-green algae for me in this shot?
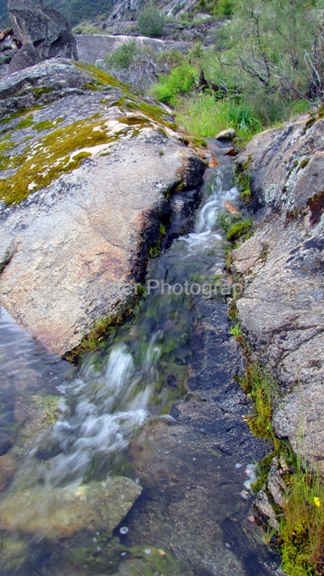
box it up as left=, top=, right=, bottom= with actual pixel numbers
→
left=0, top=115, right=119, bottom=205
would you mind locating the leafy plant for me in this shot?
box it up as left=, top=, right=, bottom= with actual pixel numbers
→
left=105, top=40, right=138, bottom=70
left=230, top=323, right=242, bottom=339
left=281, top=457, right=324, bottom=575
left=150, top=63, right=197, bottom=105
left=137, top=6, right=165, bottom=38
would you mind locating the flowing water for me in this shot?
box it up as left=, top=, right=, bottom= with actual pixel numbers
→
left=0, top=142, right=279, bottom=575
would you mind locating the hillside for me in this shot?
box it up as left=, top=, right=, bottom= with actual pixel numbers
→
left=0, top=0, right=116, bottom=28
left=0, top=0, right=202, bottom=29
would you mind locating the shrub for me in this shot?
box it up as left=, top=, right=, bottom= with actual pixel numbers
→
left=216, top=0, right=235, bottom=17
left=105, top=40, right=138, bottom=70
left=137, top=6, right=165, bottom=38
left=150, top=63, right=197, bottom=105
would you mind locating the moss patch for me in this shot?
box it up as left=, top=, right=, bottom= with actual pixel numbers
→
left=0, top=116, right=118, bottom=205
left=226, top=218, right=252, bottom=242
left=33, top=117, right=64, bottom=131
left=65, top=295, right=141, bottom=363
left=15, top=114, right=34, bottom=130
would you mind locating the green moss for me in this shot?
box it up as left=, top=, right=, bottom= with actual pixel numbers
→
left=226, top=218, right=252, bottom=242
left=15, top=114, right=34, bottom=130
left=76, top=62, right=131, bottom=92
left=32, top=87, right=54, bottom=100
left=240, top=362, right=279, bottom=442
left=0, top=137, right=29, bottom=171
left=0, top=116, right=117, bottom=205
left=65, top=295, right=140, bottom=362
left=82, top=82, right=104, bottom=91
left=118, top=115, right=152, bottom=129
left=33, top=395, right=60, bottom=424
left=251, top=452, right=276, bottom=493
left=33, top=117, right=64, bottom=131
left=125, top=99, right=177, bottom=131
left=297, top=156, right=310, bottom=171
left=235, top=155, right=252, bottom=203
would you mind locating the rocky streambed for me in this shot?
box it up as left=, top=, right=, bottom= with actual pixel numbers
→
left=0, top=137, right=280, bottom=575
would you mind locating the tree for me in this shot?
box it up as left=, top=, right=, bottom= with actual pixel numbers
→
left=137, top=6, right=165, bottom=38
left=218, top=0, right=324, bottom=102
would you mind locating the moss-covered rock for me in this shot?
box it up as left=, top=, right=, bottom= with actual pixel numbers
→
left=0, top=58, right=205, bottom=356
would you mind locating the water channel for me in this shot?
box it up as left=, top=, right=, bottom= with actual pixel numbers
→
left=0, top=141, right=280, bottom=575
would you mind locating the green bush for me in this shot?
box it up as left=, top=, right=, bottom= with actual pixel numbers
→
left=150, top=63, right=197, bottom=105
left=215, top=0, right=235, bottom=17
left=105, top=41, right=138, bottom=70
left=137, top=6, right=165, bottom=38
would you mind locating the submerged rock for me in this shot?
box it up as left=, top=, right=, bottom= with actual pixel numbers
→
left=233, top=110, right=324, bottom=468
left=0, top=59, right=205, bottom=356
left=0, top=476, right=142, bottom=537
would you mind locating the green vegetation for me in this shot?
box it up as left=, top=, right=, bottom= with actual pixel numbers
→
left=229, top=306, right=324, bottom=574
left=226, top=218, right=252, bottom=242
left=15, top=115, right=34, bottom=130
left=33, top=117, right=64, bottom=131
left=176, top=95, right=262, bottom=140
left=150, top=63, right=198, bottom=106
left=66, top=298, right=138, bottom=362
left=147, top=0, right=319, bottom=142
left=280, top=459, right=324, bottom=576
left=105, top=40, right=138, bottom=70
left=240, top=362, right=279, bottom=441
left=0, top=116, right=114, bottom=205
left=229, top=323, right=242, bottom=339
left=137, top=5, right=165, bottom=38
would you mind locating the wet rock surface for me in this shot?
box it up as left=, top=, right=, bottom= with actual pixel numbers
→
left=172, top=299, right=271, bottom=461
left=0, top=59, right=205, bottom=356
left=0, top=477, right=142, bottom=537
left=233, top=112, right=324, bottom=467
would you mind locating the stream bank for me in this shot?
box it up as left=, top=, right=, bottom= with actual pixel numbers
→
left=230, top=109, right=324, bottom=575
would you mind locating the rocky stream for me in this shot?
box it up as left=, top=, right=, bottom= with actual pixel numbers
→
left=0, top=141, right=282, bottom=576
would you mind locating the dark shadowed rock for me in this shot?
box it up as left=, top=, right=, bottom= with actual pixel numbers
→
left=0, top=28, right=20, bottom=76
left=7, top=0, right=77, bottom=64
left=8, top=41, right=39, bottom=72
left=232, top=111, right=324, bottom=469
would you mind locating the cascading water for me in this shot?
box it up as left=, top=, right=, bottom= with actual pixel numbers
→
left=0, top=142, right=280, bottom=576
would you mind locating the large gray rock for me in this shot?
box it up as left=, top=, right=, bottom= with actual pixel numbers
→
left=232, top=111, right=324, bottom=469
left=8, top=40, right=40, bottom=72
left=0, top=58, right=89, bottom=119
left=0, top=59, right=204, bottom=357
left=8, top=0, right=77, bottom=68
left=76, top=33, right=190, bottom=65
